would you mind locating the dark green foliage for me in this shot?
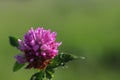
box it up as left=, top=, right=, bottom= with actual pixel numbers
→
left=45, top=69, right=55, bottom=80
left=9, top=36, right=19, bottom=47
left=30, top=71, right=45, bottom=80
left=30, top=52, right=78, bottom=80
left=13, top=62, right=25, bottom=72
left=47, top=52, right=78, bottom=69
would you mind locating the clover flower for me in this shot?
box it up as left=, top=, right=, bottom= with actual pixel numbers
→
left=9, top=27, right=77, bottom=80
left=15, top=27, right=61, bottom=69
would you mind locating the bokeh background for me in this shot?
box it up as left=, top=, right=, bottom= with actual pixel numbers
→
left=0, top=0, right=120, bottom=80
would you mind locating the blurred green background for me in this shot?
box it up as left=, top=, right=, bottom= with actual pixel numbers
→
left=0, top=0, right=120, bottom=80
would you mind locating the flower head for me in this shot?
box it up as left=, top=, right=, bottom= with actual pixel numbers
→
left=15, top=27, right=61, bottom=69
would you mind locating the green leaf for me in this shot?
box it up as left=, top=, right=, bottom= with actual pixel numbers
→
left=29, top=53, right=77, bottom=80
left=45, top=69, right=55, bottom=80
left=9, top=36, right=19, bottom=47
left=13, top=62, right=25, bottom=72
left=47, top=52, right=78, bottom=69
left=30, top=71, right=45, bottom=80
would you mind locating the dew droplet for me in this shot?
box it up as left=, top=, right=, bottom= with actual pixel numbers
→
left=61, top=63, right=64, bottom=66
